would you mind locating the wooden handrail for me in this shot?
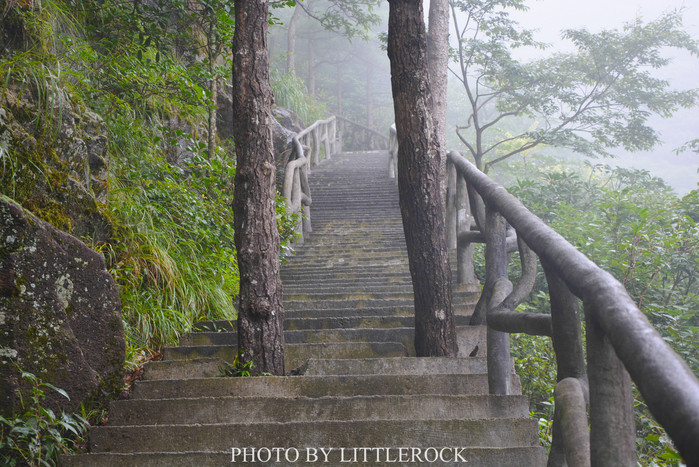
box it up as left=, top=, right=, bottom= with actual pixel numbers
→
left=442, top=150, right=699, bottom=464
left=282, top=116, right=337, bottom=243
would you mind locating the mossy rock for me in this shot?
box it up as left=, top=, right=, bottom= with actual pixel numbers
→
left=0, top=196, right=125, bottom=417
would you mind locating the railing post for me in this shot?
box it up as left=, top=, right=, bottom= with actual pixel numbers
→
left=585, top=302, right=636, bottom=467
left=456, top=174, right=476, bottom=284
left=543, top=260, right=588, bottom=466
left=484, top=207, right=512, bottom=395
left=323, top=121, right=331, bottom=160
left=446, top=160, right=457, bottom=249
left=291, top=168, right=303, bottom=244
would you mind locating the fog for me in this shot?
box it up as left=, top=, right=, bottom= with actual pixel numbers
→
left=271, top=1, right=698, bottom=193
left=509, top=0, right=699, bottom=192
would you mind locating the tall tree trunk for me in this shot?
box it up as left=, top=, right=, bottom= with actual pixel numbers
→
left=207, top=11, right=218, bottom=160
left=336, top=62, right=343, bottom=115
left=307, top=39, right=316, bottom=95
left=286, top=3, right=302, bottom=75
left=366, top=65, right=373, bottom=129
left=232, top=0, right=285, bottom=375
left=387, top=0, right=457, bottom=357
left=427, top=0, right=450, bottom=201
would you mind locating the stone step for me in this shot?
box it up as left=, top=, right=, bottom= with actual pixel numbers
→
left=62, top=447, right=547, bottom=467
left=162, top=342, right=409, bottom=369
left=108, top=394, right=530, bottom=426
left=297, top=357, right=490, bottom=376
left=194, top=314, right=474, bottom=333
left=284, top=297, right=477, bottom=311
left=283, top=291, right=477, bottom=302
left=142, top=356, right=493, bottom=380
left=180, top=325, right=487, bottom=357
left=86, top=418, right=540, bottom=453
left=128, top=373, right=516, bottom=400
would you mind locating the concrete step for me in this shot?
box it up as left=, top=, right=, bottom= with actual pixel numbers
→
left=86, top=418, right=541, bottom=453
left=194, top=313, right=474, bottom=333
left=162, top=342, right=409, bottom=369
left=180, top=325, right=487, bottom=357
left=129, top=373, right=501, bottom=399
left=297, top=357, right=490, bottom=376
left=108, top=394, right=531, bottom=426
left=62, top=447, right=547, bottom=467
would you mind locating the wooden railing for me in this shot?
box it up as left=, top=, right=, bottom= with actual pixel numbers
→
left=283, top=116, right=337, bottom=243
left=283, top=116, right=388, bottom=243
left=448, top=151, right=699, bottom=465
left=336, top=116, right=389, bottom=152
left=388, top=126, right=699, bottom=465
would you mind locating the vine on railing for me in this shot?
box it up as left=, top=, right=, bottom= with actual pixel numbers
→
left=388, top=126, right=699, bottom=465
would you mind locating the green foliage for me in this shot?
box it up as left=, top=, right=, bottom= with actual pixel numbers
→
left=0, top=372, right=88, bottom=466
left=103, top=115, right=239, bottom=351
left=271, top=69, right=328, bottom=126
left=218, top=351, right=254, bottom=377
left=505, top=162, right=697, bottom=464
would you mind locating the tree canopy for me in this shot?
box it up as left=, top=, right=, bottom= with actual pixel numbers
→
left=450, top=0, right=699, bottom=173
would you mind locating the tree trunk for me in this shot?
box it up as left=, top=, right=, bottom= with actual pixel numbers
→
left=336, top=62, right=343, bottom=115
left=387, top=0, right=457, bottom=357
left=207, top=12, right=218, bottom=160
left=286, top=3, right=302, bottom=75
left=366, top=64, right=374, bottom=128
left=232, top=0, right=285, bottom=375
left=427, top=0, right=449, bottom=201
left=307, top=39, right=316, bottom=95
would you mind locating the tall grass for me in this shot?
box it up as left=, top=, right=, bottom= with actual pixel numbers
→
left=104, top=115, right=238, bottom=353
left=271, top=69, right=328, bottom=125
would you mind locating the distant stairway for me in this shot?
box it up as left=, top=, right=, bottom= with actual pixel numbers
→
left=62, top=151, right=546, bottom=466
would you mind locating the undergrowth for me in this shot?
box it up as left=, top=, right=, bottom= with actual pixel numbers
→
left=0, top=372, right=89, bottom=466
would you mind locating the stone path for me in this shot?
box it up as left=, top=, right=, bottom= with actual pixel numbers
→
left=63, top=151, right=546, bottom=466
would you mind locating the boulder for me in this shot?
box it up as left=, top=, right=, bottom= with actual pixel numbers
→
left=0, top=196, right=125, bottom=417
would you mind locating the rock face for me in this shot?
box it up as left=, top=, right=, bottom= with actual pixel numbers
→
left=0, top=87, right=111, bottom=242
left=216, top=84, right=304, bottom=192
left=0, top=196, right=125, bottom=417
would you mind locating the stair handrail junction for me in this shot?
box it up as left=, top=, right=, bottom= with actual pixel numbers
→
left=388, top=126, right=699, bottom=465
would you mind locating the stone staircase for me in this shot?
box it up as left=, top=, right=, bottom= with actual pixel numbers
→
left=62, top=151, right=546, bottom=466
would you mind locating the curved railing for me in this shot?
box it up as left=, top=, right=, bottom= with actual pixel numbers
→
left=446, top=151, right=699, bottom=465
left=282, top=116, right=337, bottom=243
left=388, top=125, right=699, bottom=464
left=283, top=116, right=388, bottom=243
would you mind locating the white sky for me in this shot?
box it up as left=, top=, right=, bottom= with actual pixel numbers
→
left=499, top=0, right=699, bottom=192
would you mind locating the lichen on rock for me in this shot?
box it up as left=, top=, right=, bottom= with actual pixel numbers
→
left=0, top=196, right=125, bottom=417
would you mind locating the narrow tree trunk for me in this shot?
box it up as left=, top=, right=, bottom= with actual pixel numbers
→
left=366, top=65, right=374, bottom=129
left=286, top=3, right=302, bottom=75
left=307, top=39, right=316, bottom=95
left=207, top=13, right=218, bottom=160
left=387, top=0, right=457, bottom=357
left=336, top=62, right=343, bottom=115
left=427, top=0, right=450, bottom=201
left=232, top=0, right=285, bottom=375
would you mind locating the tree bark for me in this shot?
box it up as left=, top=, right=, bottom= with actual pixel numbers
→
left=387, top=0, right=457, bottom=357
left=232, top=0, right=285, bottom=375
left=427, top=0, right=449, bottom=201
